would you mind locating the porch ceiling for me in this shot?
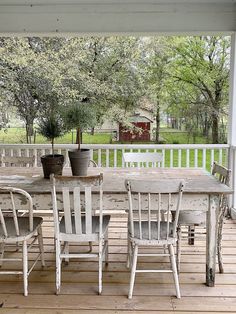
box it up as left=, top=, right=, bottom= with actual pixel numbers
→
left=0, top=0, right=235, bottom=36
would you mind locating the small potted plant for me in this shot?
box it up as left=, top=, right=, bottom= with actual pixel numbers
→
left=38, top=114, right=66, bottom=178
left=63, top=101, right=97, bottom=176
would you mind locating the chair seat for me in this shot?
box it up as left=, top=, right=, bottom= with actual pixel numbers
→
left=59, top=215, right=110, bottom=236
left=129, top=221, right=175, bottom=242
left=178, top=210, right=206, bottom=226
left=0, top=217, right=43, bottom=242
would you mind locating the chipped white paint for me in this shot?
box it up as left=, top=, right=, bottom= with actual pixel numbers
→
left=206, top=194, right=220, bottom=287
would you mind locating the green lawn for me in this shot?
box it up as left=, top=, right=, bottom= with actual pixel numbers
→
left=0, top=127, right=211, bottom=145
left=0, top=128, right=112, bottom=144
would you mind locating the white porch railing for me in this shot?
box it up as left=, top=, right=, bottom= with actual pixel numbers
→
left=0, top=143, right=230, bottom=172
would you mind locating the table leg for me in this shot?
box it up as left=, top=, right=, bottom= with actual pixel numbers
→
left=206, top=194, right=219, bottom=287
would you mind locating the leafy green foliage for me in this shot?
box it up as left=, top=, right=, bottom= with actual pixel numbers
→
left=63, top=101, right=97, bottom=149
left=37, top=115, right=66, bottom=154
left=0, top=36, right=230, bottom=145
left=63, top=102, right=97, bottom=131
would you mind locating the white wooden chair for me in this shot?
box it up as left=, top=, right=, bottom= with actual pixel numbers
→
left=125, top=178, right=184, bottom=299
left=176, top=162, right=231, bottom=273
left=51, top=173, right=110, bottom=295
left=0, top=187, right=45, bottom=296
left=122, top=152, right=163, bottom=168
left=89, top=159, right=98, bottom=167
left=1, top=155, right=35, bottom=167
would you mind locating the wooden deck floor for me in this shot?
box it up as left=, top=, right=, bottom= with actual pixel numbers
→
left=1, top=214, right=236, bottom=314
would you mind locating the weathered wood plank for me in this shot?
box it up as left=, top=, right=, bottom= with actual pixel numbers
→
left=2, top=282, right=236, bottom=298
left=1, top=294, right=173, bottom=311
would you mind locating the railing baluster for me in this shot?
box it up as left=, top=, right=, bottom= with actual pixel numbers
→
left=34, top=149, right=37, bottom=167
left=122, top=149, right=125, bottom=167
left=202, top=149, right=206, bottom=169
left=98, top=149, right=102, bottom=167
left=162, top=149, right=165, bottom=168
left=114, top=149, right=117, bottom=167
left=210, top=149, right=214, bottom=169
left=194, top=149, right=198, bottom=168
left=178, top=149, right=181, bottom=168
left=170, top=149, right=173, bottom=168
left=186, top=149, right=190, bottom=168
left=219, top=149, right=223, bottom=165
left=106, top=149, right=109, bottom=167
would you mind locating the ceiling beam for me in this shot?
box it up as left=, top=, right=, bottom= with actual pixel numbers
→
left=0, top=1, right=235, bottom=35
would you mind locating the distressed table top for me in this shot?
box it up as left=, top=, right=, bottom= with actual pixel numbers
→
left=0, top=167, right=233, bottom=195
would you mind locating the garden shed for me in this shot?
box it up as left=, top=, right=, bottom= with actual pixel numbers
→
left=119, top=114, right=153, bottom=142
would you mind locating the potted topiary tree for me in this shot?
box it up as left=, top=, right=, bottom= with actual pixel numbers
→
left=38, top=114, right=66, bottom=178
left=63, top=101, right=97, bottom=176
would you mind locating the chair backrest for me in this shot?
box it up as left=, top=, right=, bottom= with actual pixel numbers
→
left=125, top=179, right=184, bottom=242
left=212, top=162, right=231, bottom=208
left=51, top=174, right=103, bottom=242
left=212, top=162, right=231, bottom=186
left=123, top=152, right=163, bottom=168
left=0, top=187, right=33, bottom=238
left=1, top=155, right=35, bottom=167
left=89, top=160, right=98, bottom=167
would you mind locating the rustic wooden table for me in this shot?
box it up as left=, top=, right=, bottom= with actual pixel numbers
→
left=0, top=167, right=233, bottom=287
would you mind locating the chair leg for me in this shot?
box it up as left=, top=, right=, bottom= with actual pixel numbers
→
left=37, top=225, right=45, bottom=267
left=217, top=207, right=225, bottom=274
left=128, top=244, right=138, bottom=299
left=168, top=244, right=181, bottom=299
left=0, top=242, right=5, bottom=267
left=64, top=242, right=69, bottom=265
left=22, top=240, right=28, bottom=297
left=105, top=232, right=109, bottom=266
left=176, top=226, right=181, bottom=273
left=188, top=226, right=195, bottom=245
left=89, top=241, right=93, bottom=252
left=98, top=240, right=103, bottom=295
left=55, top=238, right=61, bottom=295
left=127, top=237, right=132, bottom=269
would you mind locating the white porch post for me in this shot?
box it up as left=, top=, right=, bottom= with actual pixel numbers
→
left=228, top=33, right=236, bottom=218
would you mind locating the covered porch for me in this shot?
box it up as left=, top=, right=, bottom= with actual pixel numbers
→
left=0, top=1, right=236, bottom=313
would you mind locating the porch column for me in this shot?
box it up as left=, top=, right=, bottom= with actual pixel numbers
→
left=228, top=33, right=236, bottom=218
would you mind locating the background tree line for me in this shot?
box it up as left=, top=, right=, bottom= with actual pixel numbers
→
left=0, top=36, right=230, bottom=144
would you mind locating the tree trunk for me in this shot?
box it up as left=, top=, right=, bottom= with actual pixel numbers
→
left=203, top=111, right=210, bottom=138
left=25, top=122, right=34, bottom=144
left=211, top=90, right=221, bottom=144
left=212, top=113, right=219, bottom=144
left=76, top=127, right=82, bottom=150
left=52, top=138, right=54, bottom=156
left=155, top=104, right=160, bottom=143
